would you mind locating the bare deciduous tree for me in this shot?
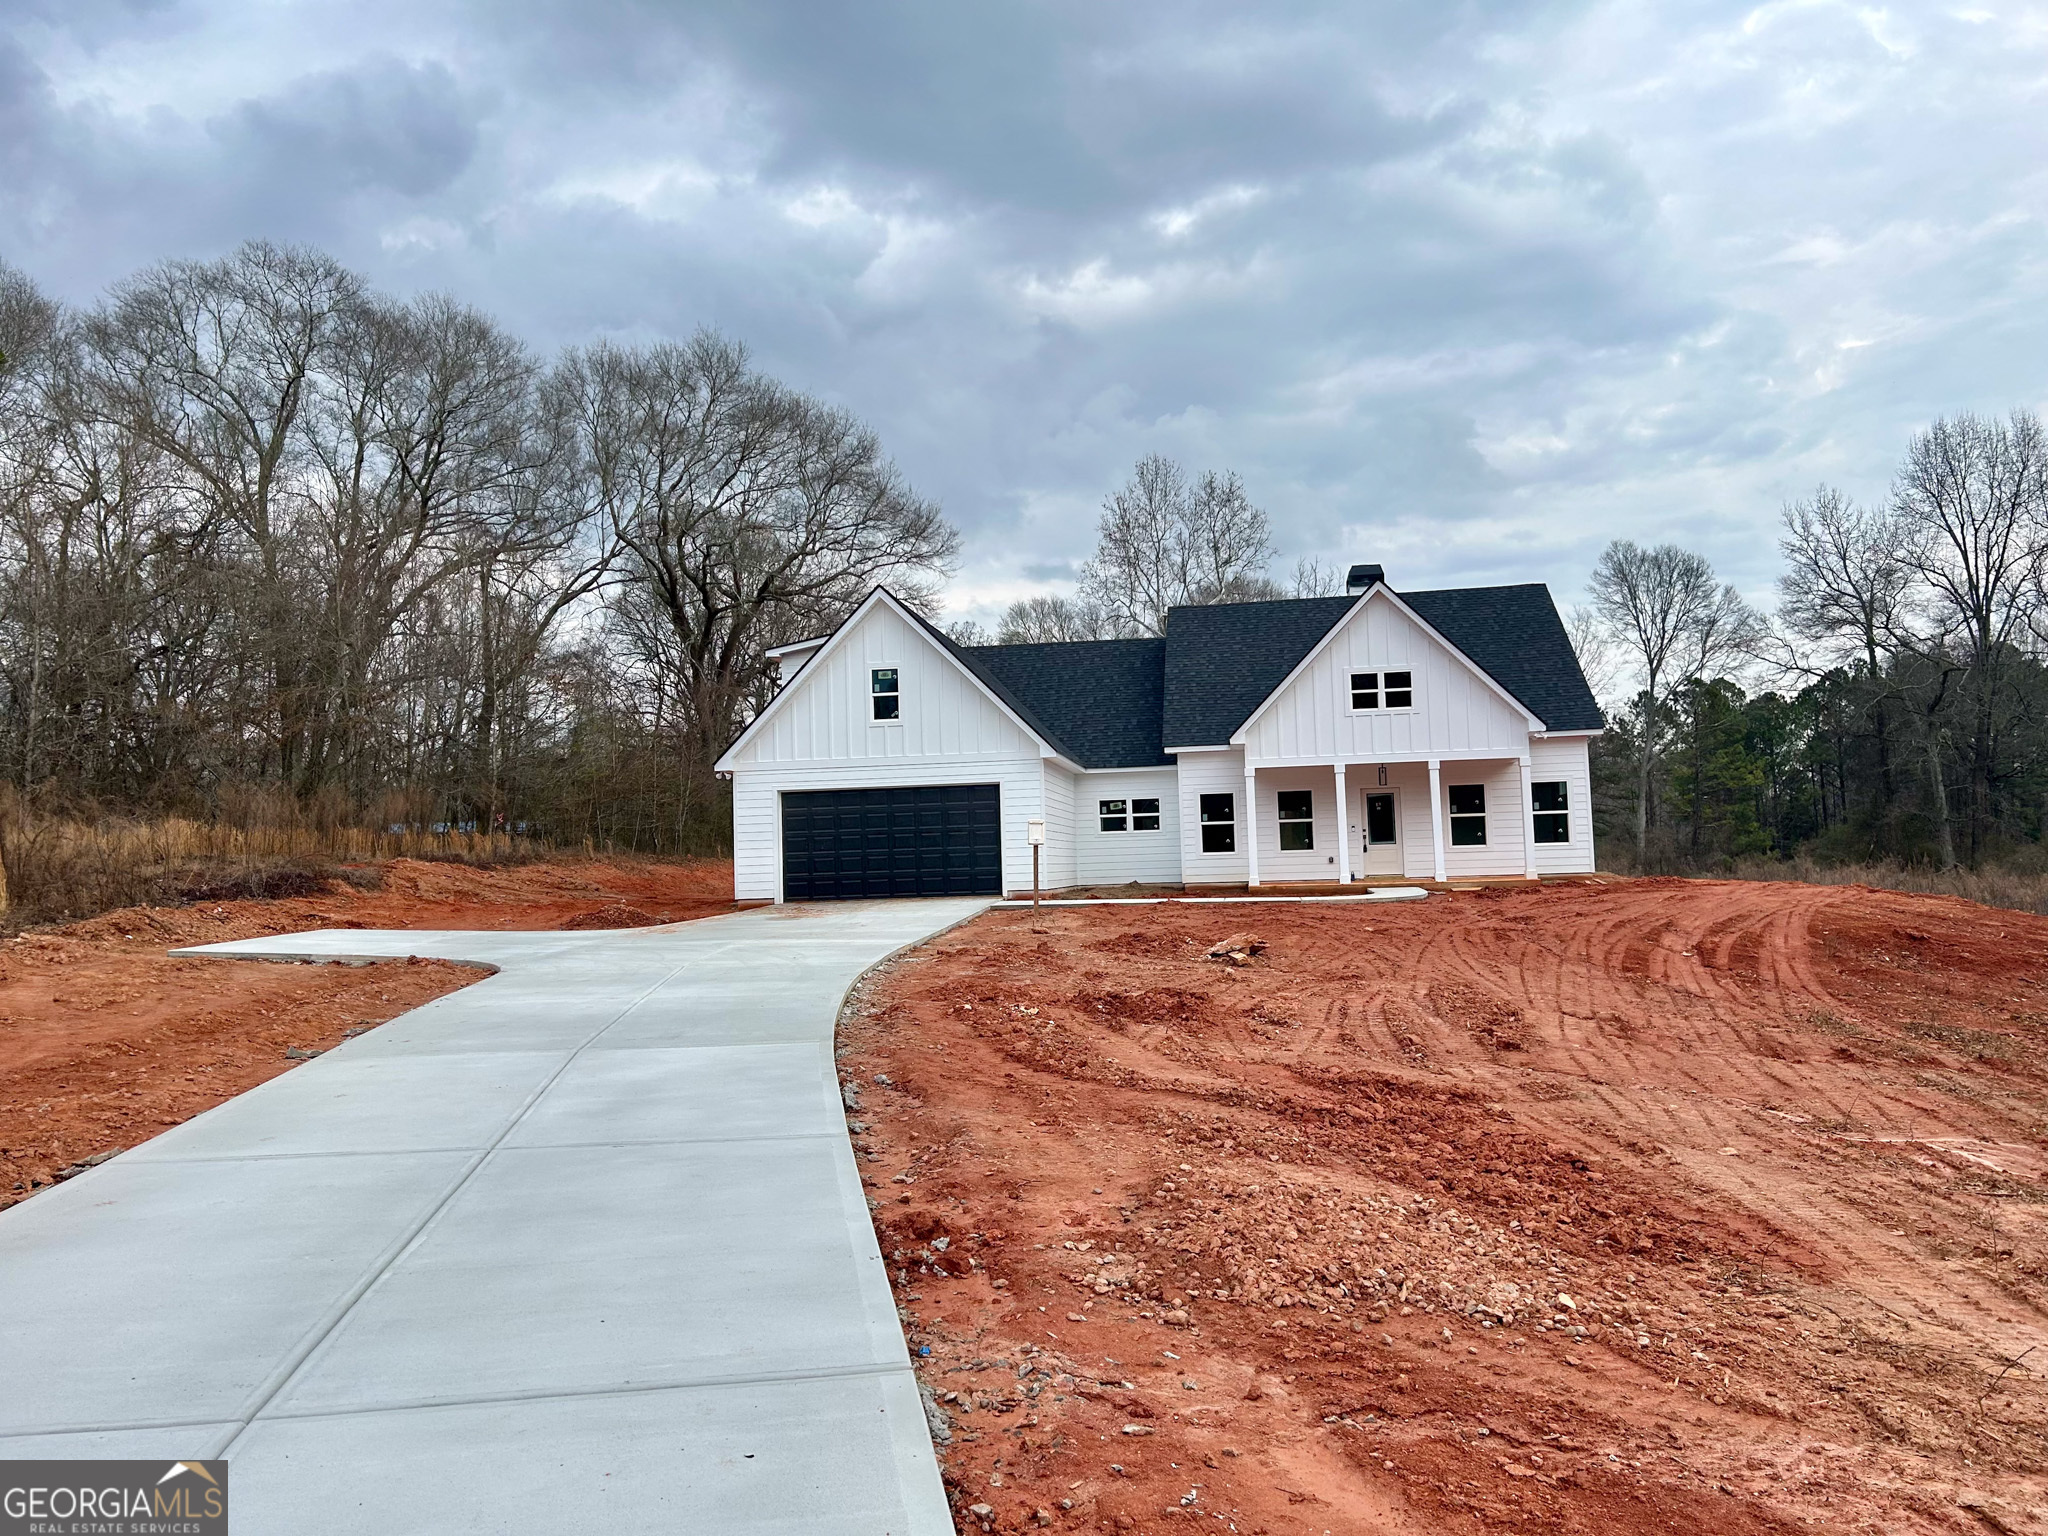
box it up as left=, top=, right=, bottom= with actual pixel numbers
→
left=995, top=593, right=1112, bottom=643
left=1588, top=539, right=1760, bottom=848
left=1080, top=454, right=1280, bottom=635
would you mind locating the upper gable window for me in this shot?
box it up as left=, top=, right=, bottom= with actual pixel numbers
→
left=1349, top=670, right=1414, bottom=711
left=871, top=668, right=900, bottom=721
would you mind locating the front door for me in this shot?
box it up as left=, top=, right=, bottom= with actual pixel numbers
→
left=1361, top=788, right=1402, bottom=876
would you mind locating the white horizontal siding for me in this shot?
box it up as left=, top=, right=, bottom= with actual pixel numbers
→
left=1247, top=766, right=1345, bottom=883
left=1242, top=591, right=1533, bottom=764
left=1435, top=758, right=1527, bottom=879
left=1075, top=769, right=1183, bottom=886
left=1530, top=737, right=1597, bottom=875
left=1041, top=763, right=1079, bottom=890
left=1178, top=750, right=1248, bottom=885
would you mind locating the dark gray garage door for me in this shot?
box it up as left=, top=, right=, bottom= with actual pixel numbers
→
left=781, top=784, right=1003, bottom=900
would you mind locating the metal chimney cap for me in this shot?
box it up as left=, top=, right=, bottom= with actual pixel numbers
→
left=1345, top=563, right=1385, bottom=592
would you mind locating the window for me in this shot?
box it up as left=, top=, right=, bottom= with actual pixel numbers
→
left=1349, top=670, right=1414, bottom=710
left=1448, top=783, right=1487, bottom=846
left=1532, top=780, right=1570, bottom=843
left=1100, top=797, right=1160, bottom=832
left=1277, top=789, right=1314, bottom=851
left=870, top=667, right=899, bottom=721
left=1199, top=792, right=1235, bottom=853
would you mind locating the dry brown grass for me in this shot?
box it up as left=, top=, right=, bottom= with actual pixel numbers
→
left=1727, top=853, right=2048, bottom=915
left=0, top=794, right=551, bottom=930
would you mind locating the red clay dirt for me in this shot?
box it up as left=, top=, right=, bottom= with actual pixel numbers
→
left=839, top=878, right=2048, bottom=1536
left=0, top=857, right=735, bottom=1209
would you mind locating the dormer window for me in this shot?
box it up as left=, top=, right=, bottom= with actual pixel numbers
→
left=871, top=668, right=900, bottom=721
left=1349, top=670, right=1413, bottom=711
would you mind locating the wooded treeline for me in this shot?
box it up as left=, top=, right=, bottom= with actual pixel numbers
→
left=1582, top=410, right=2048, bottom=872
left=0, top=244, right=954, bottom=854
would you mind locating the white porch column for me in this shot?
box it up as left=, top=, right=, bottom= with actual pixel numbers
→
left=1332, top=763, right=1351, bottom=884
left=1244, top=768, right=1260, bottom=887
left=1426, top=757, right=1447, bottom=883
left=1518, top=754, right=1540, bottom=880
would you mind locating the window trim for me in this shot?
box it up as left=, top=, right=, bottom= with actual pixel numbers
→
left=869, top=666, right=901, bottom=723
left=1198, top=791, right=1236, bottom=855
left=1132, top=796, right=1161, bottom=833
left=1098, top=798, right=1128, bottom=833
left=1276, top=788, right=1315, bottom=852
left=1447, top=782, right=1487, bottom=847
left=1346, top=668, right=1417, bottom=714
left=1531, top=780, right=1570, bottom=844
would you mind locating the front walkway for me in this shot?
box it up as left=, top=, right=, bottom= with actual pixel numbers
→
left=0, top=899, right=987, bottom=1534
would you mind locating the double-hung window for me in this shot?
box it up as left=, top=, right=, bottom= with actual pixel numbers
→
left=1099, top=797, right=1161, bottom=833
left=1349, top=670, right=1414, bottom=710
left=1448, top=784, right=1487, bottom=845
left=1198, top=792, right=1235, bottom=853
left=870, top=668, right=900, bottom=721
left=1532, top=781, right=1570, bottom=843
left=1277, top=789, right=1314, bottom=850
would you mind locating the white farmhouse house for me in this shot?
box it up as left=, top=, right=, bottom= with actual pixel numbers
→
left=715, top=565, right=1604, bottom=901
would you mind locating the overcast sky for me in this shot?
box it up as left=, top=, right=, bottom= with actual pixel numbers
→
left=5, top=1, right=2046, bottom=627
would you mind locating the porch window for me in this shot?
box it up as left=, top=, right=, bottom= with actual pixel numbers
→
left=1532, top=781, right=1570, bottom=843
left=1199, top=792, right=1235, bottom=853
left=870, top=667, right=900, bottom=721
left=1448, top=783, right=1487, bottom=846
left=1099, top=798, right=1127, bottom=833
left=1277, top=789, right=1314, bottom=851
left=1349, top=670, right=1414, bottom=710
left=1132, top=797, right=1161, bottom=832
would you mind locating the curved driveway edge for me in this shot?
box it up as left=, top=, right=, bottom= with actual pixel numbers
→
left=0, top=897, right=989, bottom=1534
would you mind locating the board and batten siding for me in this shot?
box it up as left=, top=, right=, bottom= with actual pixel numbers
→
left=1240, top=593, right=1533, bottom=765
left=1529, top=737, right=1597, bottom=875
left=732, top=602, right=1041, bottom=768
left=1075, top=769, right=1183, bottom=886
left=726, top=600, right=1054, bottom=901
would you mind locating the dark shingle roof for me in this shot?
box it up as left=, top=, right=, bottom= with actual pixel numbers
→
left=1161, top=597, right=1355, bottom=749
left=1158, top=584, right=1603, bottom=746
left=1402, top=584, right=1605, bottom=734
left=964, top=638, right=1170, bottom=769
left=889, top=579, right=1599, bottom=768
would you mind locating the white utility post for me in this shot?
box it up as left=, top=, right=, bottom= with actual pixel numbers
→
left=1518, top=755, right=1540, bottom=880
left=1027, top=817, right=1045, bottom=910
left=1332, top=763, right=1351, bottom=884
left=1243, top=769, right=1260, bottom=887
left=1426, top=758, right=1447, bottom=884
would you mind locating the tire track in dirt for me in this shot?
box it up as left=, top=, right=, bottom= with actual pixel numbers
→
left=848, top=878, right=2048, bottom=1536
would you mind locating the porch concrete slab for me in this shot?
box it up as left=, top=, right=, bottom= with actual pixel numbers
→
left=230, top=1369, right=948, bottom=1536
left=0, top=897, right=983, bottom=1535
left=501, top=1042, right=839, bottom=1148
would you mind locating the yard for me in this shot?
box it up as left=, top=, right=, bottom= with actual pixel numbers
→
left=842, top=878, right=2048, bottom=1535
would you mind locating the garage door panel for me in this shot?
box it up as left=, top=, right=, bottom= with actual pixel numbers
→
left=782, top=784, right=1001, bottom=900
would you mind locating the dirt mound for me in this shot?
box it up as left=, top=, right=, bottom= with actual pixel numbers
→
left=557, top=903, right=665, bottom=930
left=841, top=878, right=2048, bottom=1535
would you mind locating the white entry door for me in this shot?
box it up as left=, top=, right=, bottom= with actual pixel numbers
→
left=1360, top=787, right=1403, bottom=876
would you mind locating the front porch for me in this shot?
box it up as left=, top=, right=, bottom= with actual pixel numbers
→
left=1234, top=756, right=1543, bottom=887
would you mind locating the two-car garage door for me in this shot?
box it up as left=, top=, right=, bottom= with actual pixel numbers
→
left=781, top=784, right=1003, bottom=901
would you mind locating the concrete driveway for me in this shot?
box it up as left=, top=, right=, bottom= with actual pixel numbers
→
left=0, top=898, right=988, bottom=1534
